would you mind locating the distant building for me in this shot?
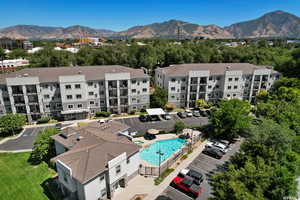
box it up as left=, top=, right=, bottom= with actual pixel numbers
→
left=155, top=63, right=280, bottom=107
left=52, top=120, right=140, bottom=200
left=0, top=59, right=29, bottom=72
left=27, top=47, right=43, bottom=54
left=0, top=37, right=33, bottom=50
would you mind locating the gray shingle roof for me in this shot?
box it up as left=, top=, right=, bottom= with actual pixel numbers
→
left=160, top=63, right=278, bottom=76
left=0, top=65, right=149, bottom=84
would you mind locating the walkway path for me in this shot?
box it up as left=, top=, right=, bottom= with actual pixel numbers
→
left=112, top=140, right=207, bottom=200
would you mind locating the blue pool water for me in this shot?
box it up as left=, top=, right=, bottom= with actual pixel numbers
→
left=140, top=138, right=186, bottom=166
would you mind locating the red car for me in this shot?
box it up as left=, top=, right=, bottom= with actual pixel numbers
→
left=170, top=175, right=202, bottom=198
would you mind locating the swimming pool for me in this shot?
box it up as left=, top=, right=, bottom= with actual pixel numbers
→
left=140, top=138, right=186, bottom=166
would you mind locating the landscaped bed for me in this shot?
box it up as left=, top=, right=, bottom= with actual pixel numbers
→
left=0, top=152, right=57, bottom=200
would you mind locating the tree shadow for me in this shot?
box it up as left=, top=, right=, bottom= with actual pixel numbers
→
left=41, top=177, right=64, bottom=200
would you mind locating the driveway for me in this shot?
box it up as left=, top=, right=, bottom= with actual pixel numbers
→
left=117, top=114, right=209, bottom=135
left=158, top=140, right=242, bottom=200
left=0, top=124, right=71, bottom=151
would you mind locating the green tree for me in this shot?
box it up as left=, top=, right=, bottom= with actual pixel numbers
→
left=0, top=114, right=26, bottom=137
left=210, top=99, right=252, bottom=140
left=174, top=121, right=185, bottom=134
left=256, top=90, right=269, bottom=103
left=8, top=49, right=27, bottom=59
left=30, top=128, right=58, bottom=164
left=150, top=88, right=168, bottom=108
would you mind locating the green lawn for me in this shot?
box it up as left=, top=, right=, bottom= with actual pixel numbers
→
left=0, top=152, right=56, bottom=200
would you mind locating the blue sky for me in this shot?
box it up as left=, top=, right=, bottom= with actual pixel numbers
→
left=1, top=0, right=300, bottom=31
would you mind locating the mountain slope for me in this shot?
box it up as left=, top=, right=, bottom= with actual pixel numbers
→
left=116, top=19, right=233, bottom=39
left=225, top=10, right=300, bottom=38
left=0, top=25, right=115, bottom=39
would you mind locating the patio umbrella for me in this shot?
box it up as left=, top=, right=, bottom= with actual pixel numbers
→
left=148, top=129, right=159, bottom=135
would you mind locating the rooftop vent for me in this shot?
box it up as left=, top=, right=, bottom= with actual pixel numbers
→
left=76, top=136, right=84, bottom=141
left=23, top=73, right=29, bottom=77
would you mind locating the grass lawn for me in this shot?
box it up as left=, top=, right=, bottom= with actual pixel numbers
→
left=0, top=152, right=56, bottom=200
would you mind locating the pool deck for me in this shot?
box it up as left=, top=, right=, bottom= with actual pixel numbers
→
left=133, top=133, right=178, bottom=148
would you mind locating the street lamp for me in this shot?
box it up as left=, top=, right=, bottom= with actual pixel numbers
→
left=156, top=149, right=164, bottom=177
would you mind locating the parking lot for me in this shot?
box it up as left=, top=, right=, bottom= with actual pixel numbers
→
left=117, top=114, right=209, bottom=135
left=158, top=140, right=242, bottom=200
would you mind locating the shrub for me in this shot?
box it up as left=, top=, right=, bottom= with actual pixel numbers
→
left=95, top=111, right=111, bottom=118
left=29, top=128, right=58, bottom=164
left=164, top=104, right=175, bottom=112
left=154, top=168, right=174, bottom=185
left=129, top=110, right=136, bottom=115
left=159, top=130, right=167, bottom=134
left=36, top=117, right=51, bottom=124
left=140, top=108, right=146, bottom=113
left=0, top=113, right=26, bottom=137
left=174, top=121, right=185, bottom=134
left=181, top=154, right=188, bottom=160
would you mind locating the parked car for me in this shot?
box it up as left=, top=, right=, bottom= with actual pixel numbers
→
left=170, top=176, right=202, bottom=198
left=179, top=168, right=204, bottom=185
left=55, top=123, right=62, bottom=130
left=206, top=141, right=228, bottom=153
left=139, top=115, right=149, bottom=122
left=177, top=112, right=187, bottom=118
left=185, top=110, right=193, bottom=117
left=161, top=113, right=172, bottom=120
left=193, top=110, right=201, bottom=117
left=144, top=133, right=156, bottom=140
left=205, top=109, right=212, bottom=117
left=202, top=147, right=223, bottom=159
left=200, top=110, right=208, bottom=117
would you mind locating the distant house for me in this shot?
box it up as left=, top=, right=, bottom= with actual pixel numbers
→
left=0, top=58, right=29, bottom=72
left=51, top=120, right=141, bottom=200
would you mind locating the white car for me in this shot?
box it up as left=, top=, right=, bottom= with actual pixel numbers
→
left=206, top=140, right=228, bottom=153
left=185, top=109, right=193, bottom=117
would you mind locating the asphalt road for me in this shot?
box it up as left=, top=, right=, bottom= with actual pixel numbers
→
left=117, top=114, right=209, bottom=135
left=158, top=140, right=242, bottom=200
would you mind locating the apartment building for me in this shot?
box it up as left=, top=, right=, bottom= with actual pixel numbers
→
left=51, top=120, right=140, bottom=200
left=155, top=63, right=280, bottom=107
left=0, top=65, right=150, bottom=121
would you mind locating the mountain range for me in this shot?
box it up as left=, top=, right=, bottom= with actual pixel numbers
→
left=1, top=10, right=300, bottom=39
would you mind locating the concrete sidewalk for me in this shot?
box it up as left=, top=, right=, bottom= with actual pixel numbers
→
left=112, top=140, right=207, bottom=200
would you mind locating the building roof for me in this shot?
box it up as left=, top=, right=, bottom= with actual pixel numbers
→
left=160, top=63, right=278, bottom=77
left=52, top=120, right=140, bottom=183
left=0, top=65, right=149, bottom=84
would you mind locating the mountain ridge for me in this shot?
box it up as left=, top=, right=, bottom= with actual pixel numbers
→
left=1, top=10, right=300, bottom=39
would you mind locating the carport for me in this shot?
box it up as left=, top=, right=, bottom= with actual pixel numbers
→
left=146, top=108, right=165, bottom=116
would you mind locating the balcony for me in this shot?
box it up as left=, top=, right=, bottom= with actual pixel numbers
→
left=120, top=90, right=128, bottom=97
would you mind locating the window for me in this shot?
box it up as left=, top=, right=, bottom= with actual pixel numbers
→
left=77, top=104, right=82, bottom=108
left=216, top=85, right=219, bottom=89
left=75, top=84, right=81, bottom=89
left=65, top=85, right=71, bottom=90
left=116, top=165, right=121, bottom=174
left=227, top=86, right=231, bottom=90
left=46, top=104, right=50, bottom=108
left=43, top=84, right=49, bottom=89
left=131, top=80, right=136, bottom=84
left=100, top=91, right=105, bottom=95
left=68, top=104, right=73, bottom=109
left=131, top=89, right=136, bottom=93
left=228, top=78, right=232, bottom=82
left=88, top=82, right=93, bottom=86
left=63, top=173, right=68, bottom=183
left=76, top=94, right=82, bottom=99
left=234, top=85, right=238, bottom=89
left=233, top=94, right=236, bottom=97
left=101, top=189, right=106, bottom=198
left=142, top=88, right=147, bottom=92
left=181, top=78, right=186, bottom=82
left=227, top=94, right=230, bottom=97
left=235, top=78, right=239, bottom=81
left=209, top=76, right=213, bottom=81
left=44, top=94, right=50, bottom=99
left=171, top=95, right=175, bottom=99
left=171, top=87, right=175, bottom=91
left=142, top=79, right=147, bottom=83
left=88, top=92, right=94, bottom=96
left=208, top=85, right=212, bottom=89
left=216, top=76, right=221, bottom=81
left=66, top=95, right=72, bottom=100
left=90, top=101, right=94, bottom=105
left=181, top=87, right=185, bottom=90
left=132, top=98, right=136, bottom=101
left=171, top=78, right=176, bottom=82
left=127, top=158, right=130, bottom=164
left=99, top=81, right=104, bottom=86
left=56, top=103, right=62, bottom=108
